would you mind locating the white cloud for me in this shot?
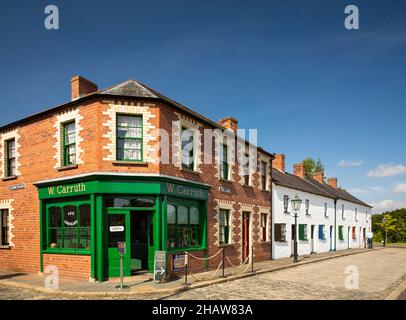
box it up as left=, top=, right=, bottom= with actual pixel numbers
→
left=349, top=188, right=369, bottom=194
left=370, top=186, right=386, bottom=192
left=349, top=186, right=386, bottom=195
left=371, top=200, right=406, bottom=214
left=394, top=183, right=406, bottom=193
left=367, top=164, right=406, bottom=178
left=338, top=160, right=363, bottom=167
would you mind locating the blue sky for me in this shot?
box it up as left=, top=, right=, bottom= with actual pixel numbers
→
left=0, top=0, right=405, bottom=213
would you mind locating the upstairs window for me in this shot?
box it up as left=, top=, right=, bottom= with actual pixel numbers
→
left=219, top=209, right=230, bottom=244
left=0, top=209, right=9, bottom=246
left=63, top=122, right=76, bottom=166
left=260, top=161, right=267, bottom=190
left=117, top=115, right=143, bottom=161
left=219, top=144, right=229, bottom=180
left=283, top=195, right=289, bottom=213
left=181, top=127, right=195, bottom=171
left=243, top=153, right=250, bottom=186
left=305, top=199, right=310, bottom=215
left=5, top=139, right=16, bottom=177
left=324, top=203, right=328, bottom=217
left=355, top=208, right=358, bottom=221
left=342, top=204, right=345, bottom=220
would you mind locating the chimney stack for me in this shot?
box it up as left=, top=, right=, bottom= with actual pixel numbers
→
left=327, top=177, right=337, bottom=189
left=71, top=76, right=98, bottom=101
left=313, top=171, right=325, bottom=184
left=273, top=154, right=285, bottom=173
left=218, top=117, right=238, bottom=132
left=293, top=162, right=305, bottom=179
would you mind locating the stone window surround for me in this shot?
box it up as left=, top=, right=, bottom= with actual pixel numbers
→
left=102, top=102, right=157, bottom=163
left=214, top=199, right=236, bottom=247
left=53, top=108, right=83, bottom=169
left=0, top=199, right=14, bottom=247
left=0, top=129, right=21, bottom=179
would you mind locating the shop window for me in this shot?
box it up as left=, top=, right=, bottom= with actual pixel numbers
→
left=338, top=225, right=344, bottom=240
left=299, top=224, right=308, bottom=241
left=47, top=202, right=91, bottom=252
left=0, top=209, right=9, bottom=246
left=219, top=209, right=230, bottom=245
left=104, top=196, right=155, bottom=208
left=181, top=127, right=195, bottom=171
left=166, top=204, right=201, bottom=249
left=274, top=223, right=287, bottom=242
left=283, top=195, right=289, bottom=213
left=305, top=199, right=310, bottom=215
left=5, top=139, right=16, bottom=177
left=318, top=225, right=326, bottom=240
left=116, top=115, right=143, bottom=161
left=260, top=213, right=268, bottom=241
left=260, top=161, right=267, bottom=190
left=63, top=121, right=76, bottom=166
left=219, top=144, right=229, bottom=180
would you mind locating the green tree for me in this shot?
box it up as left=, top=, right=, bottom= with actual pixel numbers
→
left=376, top=213, right=401, bottom=244
left=302, top=157, right=325, bottom=179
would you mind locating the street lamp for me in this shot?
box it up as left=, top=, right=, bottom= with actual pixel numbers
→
left=291, top=194, right=302, bottom=263
left=382, top=217, right=387, bottom=247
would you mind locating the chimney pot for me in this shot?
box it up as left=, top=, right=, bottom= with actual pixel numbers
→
left=293, top=162, right=305, bottom=178
left=313, top=171, right=325, bottom=184
left=273, top=154, right=285, bottom=172
left=218, top=117, right=238, bottom=132
left=328, top=177, right=338, bottom=189
left=71, top=75, right=98, bottom=101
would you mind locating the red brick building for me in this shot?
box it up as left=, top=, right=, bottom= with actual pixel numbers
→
left=0, top=76, right=273, bottom=281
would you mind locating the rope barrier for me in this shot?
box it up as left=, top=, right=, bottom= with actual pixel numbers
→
left=188, top=260, right=223, bottom=282
left=186, top=248, right=223, bottom=261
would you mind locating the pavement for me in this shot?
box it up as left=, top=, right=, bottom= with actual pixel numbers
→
left=0, top=248, right=379, bottom=299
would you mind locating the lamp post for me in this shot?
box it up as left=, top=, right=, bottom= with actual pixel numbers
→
left=291, top=194, right=302, bottom=263
left=382, top=217, right=387, bottom=247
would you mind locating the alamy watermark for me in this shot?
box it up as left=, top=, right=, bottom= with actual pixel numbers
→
left=44, top=265, right=59, bottom=289
left=44, top=5, right=59, bottom=30
left=344, top=5, right=359, bottom=30
left=344, top=265, right=359, bottom=290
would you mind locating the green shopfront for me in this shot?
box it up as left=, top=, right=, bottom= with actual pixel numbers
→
left=36, top=174, right=209, bottom=281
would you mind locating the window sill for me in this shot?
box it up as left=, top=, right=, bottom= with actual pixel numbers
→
left=42, top=249, right=91, bottom=255
left=2, top=176, right=17, bottom=181
left=219, top=178, right=232, bottom=183
left=112, top=161, right=148, bottom=166
left=167, top=246, right=205, bottom=253
left=0, top=245, right=11, bottom=249
left=218, top=243, right=234, bottom=248
left=260, top=241, right=271, bottom=244
left=56, top=165, right=78, bottom=172
left=181, top=169, right=201, bottom=176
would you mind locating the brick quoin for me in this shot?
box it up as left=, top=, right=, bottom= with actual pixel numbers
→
left=0, top=78, right=273, bottom=280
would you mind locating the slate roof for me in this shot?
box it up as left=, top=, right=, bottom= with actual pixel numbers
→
left=272, top=168, right=335, bottom=199
left=272, top=168, right=372, bottom=208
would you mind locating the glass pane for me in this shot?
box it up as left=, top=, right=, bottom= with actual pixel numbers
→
left=190, top=226, right=199, bottom=246
left=190, top=207, right=199, bottom=225
left=79, top=228, right=91, bottom=250
left=80, top=205, right=91, bottom=227
left=63, top=228, right=78, bottom=249
left=49, top=207, right=62, bottom=227
left=178, top=206, right=188, bottom=224
left=167, top=205, right=176, bottom=224
left=105, top=197, right=155, bottom=208
left=64, top=206, right=78, bottom=227
left=108, top=214, right=126, bottom=248
left=117, top=115, right=141, bottom=128
left=49, top=228, right=62, bottom=248
left=7, top=140, right=15, bottom=157
left=177, top=225, right=189, bottom=248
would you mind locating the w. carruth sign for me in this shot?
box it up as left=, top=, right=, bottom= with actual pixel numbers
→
left=165, top=182, right=207, bottom=200
left=47, top=182, right=86, bottom=196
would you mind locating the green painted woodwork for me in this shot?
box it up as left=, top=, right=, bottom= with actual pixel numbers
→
left=37, top=175, right=209, bottom=281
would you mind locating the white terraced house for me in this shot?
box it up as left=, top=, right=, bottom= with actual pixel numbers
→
left=271, top=154, right=372, bottom=260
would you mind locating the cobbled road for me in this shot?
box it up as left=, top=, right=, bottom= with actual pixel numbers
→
left=0, top=248, right=405, bottom=300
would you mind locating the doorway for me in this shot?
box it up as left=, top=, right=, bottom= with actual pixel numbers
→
left=311, top=225, right=315, bottom=253
left=107, top=209, right=155, bottom=278
left=329, top=225, right=333, bottom=251
left=242, top=212, right=250, bottom=261
left=347, top=226, right=351, bottom=249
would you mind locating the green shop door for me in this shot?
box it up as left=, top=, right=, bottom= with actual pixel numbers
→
left=107, top=212, right=131, bottom=277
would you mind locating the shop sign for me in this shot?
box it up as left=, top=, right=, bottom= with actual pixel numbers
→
left=110, top=226, right=124, bottom=232
left=219, top=186, right=232, bottom=193
left=64, top=211, right=78, bottom=226
left=117, top=242, right=126, bottom=255
left=9, top=184, right=25, bottom=191
left=172, top=253, right=187, bottom=272
left=47, top=182, right=87, bottom=196
left=165, top=183, right=207, bottom=200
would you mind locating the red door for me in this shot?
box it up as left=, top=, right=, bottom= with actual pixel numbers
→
left=242, top=212, right=250, bottom=260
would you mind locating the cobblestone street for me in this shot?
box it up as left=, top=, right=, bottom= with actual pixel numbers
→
left=0, top=248, right=405, bottom=300
left=165, top=248, right=406, bottom=300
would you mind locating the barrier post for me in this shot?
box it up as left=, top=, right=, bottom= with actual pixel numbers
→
left=222, top=248, right=225, bottom=278
left=184, top=252, right=188, bottom=285
left=251, top=245, right=254, bottom=273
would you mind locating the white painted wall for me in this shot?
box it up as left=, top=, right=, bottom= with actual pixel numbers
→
left=272, top=184, right=335, bottom=259
left=272, top=184, right=372, bottom=260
